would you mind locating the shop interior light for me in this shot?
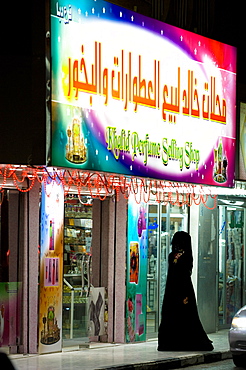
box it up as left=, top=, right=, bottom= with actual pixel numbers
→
left=212, top=183, right=246, bottom=196
left=0, top=164, right=231, bottom=209
left=219, top=199, right=245, bottom=206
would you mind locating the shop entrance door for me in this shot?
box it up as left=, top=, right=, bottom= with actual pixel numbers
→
left=0, top=190, right=23, bottom=352
left=62, top=195, right=93, bottom=347
left=146, top=202, right=188, bottom=339
left=218, top=199, right=246, bottom=328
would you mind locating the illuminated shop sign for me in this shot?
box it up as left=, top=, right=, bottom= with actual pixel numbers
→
left=50, top=0, right=236, bottom=187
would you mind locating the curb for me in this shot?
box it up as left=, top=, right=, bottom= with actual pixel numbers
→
left=95, top=350, right=232, bottom=369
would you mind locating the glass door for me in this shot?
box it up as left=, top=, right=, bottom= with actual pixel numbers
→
left=159, top=204, right=168, bottom=318
left=63, top=194, right=93, bottom=347
left=146, top=201, right=188, bottom=338
left=169, top=203, right=188, bottom=240
left=146, top=204, right=159, bottom=337
left=218, top=200, right=245, bottom=327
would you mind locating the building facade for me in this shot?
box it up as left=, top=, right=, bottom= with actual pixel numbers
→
left=0, top=0, right=245, bottom=355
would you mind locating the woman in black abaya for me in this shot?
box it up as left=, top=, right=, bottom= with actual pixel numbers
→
left=158, top=231, right=213, bottom=351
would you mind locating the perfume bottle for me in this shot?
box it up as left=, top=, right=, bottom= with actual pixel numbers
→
left=52, top=259, right=55, bottom=285
left=49, top=219, right=54, bottom=250
left=217, top=138, right=223, bottom=175
left=222, top=156, right=228, bottom=179
left=72, top=118, right=80, bottom=156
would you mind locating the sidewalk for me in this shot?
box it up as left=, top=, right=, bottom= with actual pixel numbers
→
left=10, top=330, right=231, bottom=370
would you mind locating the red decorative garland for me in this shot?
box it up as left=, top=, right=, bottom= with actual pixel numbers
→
left=0, top=165, right=218, bottom=209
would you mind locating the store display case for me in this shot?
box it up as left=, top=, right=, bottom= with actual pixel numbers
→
left=64, top=197, right=92, bottom=261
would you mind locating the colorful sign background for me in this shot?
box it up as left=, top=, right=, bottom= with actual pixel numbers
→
left=39, top=180, right=64, bottom=354
left=51, top=0, right=236, bottom=187
left=126, top=195, right=147, bottom=342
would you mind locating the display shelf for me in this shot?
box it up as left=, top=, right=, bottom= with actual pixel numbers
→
left=64, top=200, right=92, bottom=259
left=64, top=203, right=92, bottom=219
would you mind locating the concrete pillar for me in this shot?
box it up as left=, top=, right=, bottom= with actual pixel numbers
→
left=27, top=182, right=40, bottom=353
left=91, top=199, right=101, bottom=288
left=114, top=195, right=127, bottom=343
left=19, top=182, right=40, bottom=354
left=101, top=198, right=115, bottom=342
